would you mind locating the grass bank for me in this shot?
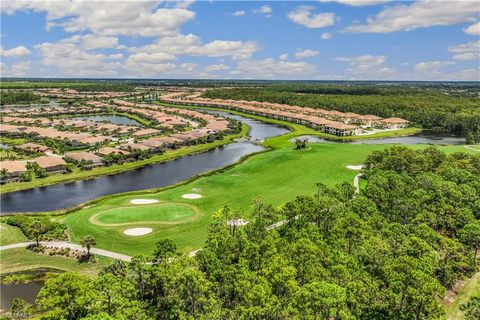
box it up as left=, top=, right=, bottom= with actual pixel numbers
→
left=0, top=223, right=27, bottom=246
left=0, top=248, right=113, bottom=276
left=0, top=124, right=249, bottom=194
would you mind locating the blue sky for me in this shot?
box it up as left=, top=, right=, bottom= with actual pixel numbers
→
left=1, top=0, right=479, bottom=80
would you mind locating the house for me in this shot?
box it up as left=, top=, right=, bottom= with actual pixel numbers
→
left=133, top=128, right=161, bottom=138
left=118, top=143, right=152, bottom=152
left=97, top=147, right=131, bottom=157
left=34, top=156, right=67, bottom=173
left=138, top=138, right=165, bottom=152
left=64, top=152, right=104, bottom=168
left=356, top=115, right=383, bottom=127
left=379, top=117, right=410, bottom=129
left=16, top=143, right=54, bottom=154
left=150, top=136, right=185, bottom=147
left=0, top=160, right=27, bottom=183
left=325, top=123, right=361, bottom=136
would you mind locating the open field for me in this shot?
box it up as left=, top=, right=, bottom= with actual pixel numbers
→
left=0, top=223, right=27, bottom=246
left=61, top=139, right=471, bottom=256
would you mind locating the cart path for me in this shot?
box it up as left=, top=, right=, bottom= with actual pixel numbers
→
left=0, top=241, right=132, bottom=262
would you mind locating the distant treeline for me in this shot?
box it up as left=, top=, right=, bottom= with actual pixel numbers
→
left=0, top=91, right=42, bottom=105
left=0, top=82, right=134, bottom=92
left=203, top=85, right=480, bottom=133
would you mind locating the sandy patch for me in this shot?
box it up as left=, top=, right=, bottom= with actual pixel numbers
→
left=346, top=165, right=363, bottom=170
left=130, top=199, right=159, bottom=205
left=182, top=194, right=202, bottom=199
left=123, top=228, right=153, bottom=236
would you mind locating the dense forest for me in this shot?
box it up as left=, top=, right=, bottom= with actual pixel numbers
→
left=14, top=147, right=479, bottom=319
left=0, top=91, right=42, bottom=105
left=203, top=85, right=480, bottom=134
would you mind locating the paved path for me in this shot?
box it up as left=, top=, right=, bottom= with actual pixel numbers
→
left=354, top=173, right=364, bottom=194
left=465, top=145, right=480, bottom=152
left=0, top=241, right=132, bottom=262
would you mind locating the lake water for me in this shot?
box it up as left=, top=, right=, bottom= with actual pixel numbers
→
left=71, top=114, right=142, bottom=126
left=0, top=113, right=289, bottom=213
left=290, top=132, right=466, bottom=145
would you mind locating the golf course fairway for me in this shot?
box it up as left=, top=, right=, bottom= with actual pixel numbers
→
left=62, top=140, right=472, bottom=256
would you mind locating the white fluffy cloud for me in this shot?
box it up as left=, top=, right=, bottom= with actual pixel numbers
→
left=295, top=49, right=320, bottom=59
left=336, top=54, right=395, bottom=79
left=254, top=5, right=272, bottom=15
left=205, top=64, right=229, bottom=72
left=34, top=41, right=120, bottom=77
left=232, top=58, right=316, bottom=79
left=344, top=1, right=479, bottom=33
left=133, top=33, right=258, bottom=60
left=448, top=40, right=480, bottom=61
left=464, top=21, right=480, bottom=35
left=288, top=6, right=335, bottom=28
left=1, top=1, right=196, bottom=37
left=232, top=10, right=245, bottom=17
left=321, top=32, right=332, bottom=40
left=279, top=53, right=289, bottom=61
left=414, top=61, right=455, bottom=72
left=62, top=34, right=123, bottom=50
left=1, top=61, right=31, bottom=76
left=318, top=0, right=390, bottom=6
left=0, top=45, right=31, bottom=57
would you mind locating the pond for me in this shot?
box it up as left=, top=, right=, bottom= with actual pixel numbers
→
left=70, top=114, right=143, bottom=126
left=0, top=281, right=43, bottom=313
left=290, top=131, right=466, bottom=145
left=0, top=113, right=289, bottom=213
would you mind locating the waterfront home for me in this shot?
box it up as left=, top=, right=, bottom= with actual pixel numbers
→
left=145, top=136, right=184, bottom=148
left=138, top=138, right=165, bottom=152
left=97, top=147, right=131, bottom=157
left=0, top=160, right=27, bottom=183
left=64, top=151, right=104, bottom=168
left=356, top=115, right=383, bottom=127
left=325, top=123, right=362, bottom=136
left=34, top=155, right=67, bottom=173
left=118, top=143, right=152, bottom=152
left=379, top=117, right=410, bottom=129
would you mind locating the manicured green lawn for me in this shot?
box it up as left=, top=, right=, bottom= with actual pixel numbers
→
left=62, top=140, right=471, bottom=256
left=0, top=223, right=27, bottom=246
left=446, top=272, right=480, bottom=320
left=93, top=203, right=197, bottom=225
left=0, top=248, right=112, bottom=276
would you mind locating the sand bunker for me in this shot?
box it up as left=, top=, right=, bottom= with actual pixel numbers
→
left=346, top=165, right=363, bottom=170
left=123, top=228, right=153, bottom=236
left=130, top=199, right=159, bottom=205
left=182, top=194, right=202, bottom=199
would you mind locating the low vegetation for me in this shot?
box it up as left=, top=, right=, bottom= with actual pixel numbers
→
left=0, top=91, right=42, bottom=105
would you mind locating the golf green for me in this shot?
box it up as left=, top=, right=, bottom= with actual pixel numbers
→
left=92, top=203, right=197, bottom=226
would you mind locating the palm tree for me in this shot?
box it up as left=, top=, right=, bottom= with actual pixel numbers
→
left=80, top=235, right=96, bottom=259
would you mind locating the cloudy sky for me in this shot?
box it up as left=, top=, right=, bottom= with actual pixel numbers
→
left=1, top=0, right=479, bottom=80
